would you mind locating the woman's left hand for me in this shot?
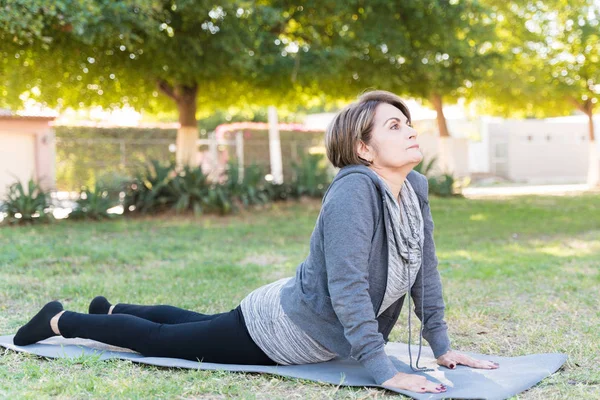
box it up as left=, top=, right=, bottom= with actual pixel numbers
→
left=437, top=350, right=499, bottom=370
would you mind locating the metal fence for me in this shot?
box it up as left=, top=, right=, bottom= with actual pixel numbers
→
left=55, top=129, right=326, bottom=191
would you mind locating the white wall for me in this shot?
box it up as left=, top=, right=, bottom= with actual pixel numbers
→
left=488, top=120, right=593, bottom=184
left=0, top=131, right=37, bottom=198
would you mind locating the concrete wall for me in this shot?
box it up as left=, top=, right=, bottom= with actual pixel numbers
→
left=0, top=116, right=56, bottom=198
left=487, top=120, right=593, bottom=184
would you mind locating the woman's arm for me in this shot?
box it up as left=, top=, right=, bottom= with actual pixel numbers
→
left=412, top=178, right=500, bottom=372
left=410, top=179, right=452, bottom=359
left=321, top=174, right=398, bottom=385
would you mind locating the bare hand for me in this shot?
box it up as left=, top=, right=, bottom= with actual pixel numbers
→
left=437, top=350, right=499, bottom=370
left=381, top=372, right=446, bottom=393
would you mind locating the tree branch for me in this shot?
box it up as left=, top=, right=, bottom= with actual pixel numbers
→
left=157, top=79, right=177, bottom=100
left=566, top=95, right=586, bottom=114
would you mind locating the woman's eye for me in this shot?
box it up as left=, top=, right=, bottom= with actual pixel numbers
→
left=391, top=124, right=399, bottom=130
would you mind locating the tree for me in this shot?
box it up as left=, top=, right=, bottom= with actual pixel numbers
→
left=0, top=1, right=301, bottom=167
left=470, top=0, right=600, bottom=186
left=342, top=1, right=503, bottom=138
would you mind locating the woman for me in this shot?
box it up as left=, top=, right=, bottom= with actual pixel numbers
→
left=14, top=90, right=498, bottom=394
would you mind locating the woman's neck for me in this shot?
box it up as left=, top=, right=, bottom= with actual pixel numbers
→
left=369, top=167, right=408, bottom=200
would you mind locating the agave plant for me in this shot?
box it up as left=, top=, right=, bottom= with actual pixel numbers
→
left=414, top=156, right=438, bottom=177
left=223, top=160, right=271, bottom=210
left=1, top=179, right=53, bottom=224
left=203, top=185, right=233, bottom=215
left=290, top=153, right=332, bottom=198
left=69, top=183, right=119, bottom=220
left=428, top=173, right=461, bottom=197
left=123, top=160, right=176, bottom=214
left=168, top=164, right=211, bottom=215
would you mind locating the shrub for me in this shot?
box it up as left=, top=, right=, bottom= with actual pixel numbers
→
left=0, top=179, right=53, bottom=224
left=264, top=181, right=298, bottom=202
left=414, top=156, right=463, bottom=197
left=168, top=164, right=212, bottom=215
left=124, top=161, right=234, bottom=216
left=414, top=156, right=437, bottom=176
left=428, top=174, right=456, bottom=197
left=124, top=160, right=177, bottom=214
left=223, top=161, right=271, bottom=210
left=69, top=183, right=119, bottom=220
left=289, top=153, right=332, bottom=198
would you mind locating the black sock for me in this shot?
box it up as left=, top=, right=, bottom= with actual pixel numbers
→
left=89, top=296, right=112, bottom=315
left=13, top=301, right=63, bottom=346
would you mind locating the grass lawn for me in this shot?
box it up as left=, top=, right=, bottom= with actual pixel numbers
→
left=1, top=193, right=599, bottom=399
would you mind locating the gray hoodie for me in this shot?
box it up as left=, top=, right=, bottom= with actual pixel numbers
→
left=280, top=164, right=451, bottom=385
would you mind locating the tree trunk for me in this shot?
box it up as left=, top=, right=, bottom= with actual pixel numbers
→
left=430, top=93, right=450, bottom=138
left=587, top=140, right=599, bottom=187
left=572, top=99, right=599, bottom=187
left=175, top=88, right=198, bottom=168
left=157, top=80, right=199, bottom=168
left=586, top=109, right=596, bottom=142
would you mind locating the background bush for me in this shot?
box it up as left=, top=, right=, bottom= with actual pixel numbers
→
left=0, top=179, right=53, bottom=224
left=69, top=183, right=119, bottom=220
left=415, top=156, right=463, bottom=197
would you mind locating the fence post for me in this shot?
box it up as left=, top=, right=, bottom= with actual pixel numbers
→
left=236, top=131, right=244, bottom=184
left=268, top=106, right=283, bottom=184
left=209, top=131, right=218, bottom=180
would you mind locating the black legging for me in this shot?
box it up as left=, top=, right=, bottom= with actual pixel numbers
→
left=57, top=302, right=277, bottom=365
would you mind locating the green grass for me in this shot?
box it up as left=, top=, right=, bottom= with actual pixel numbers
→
left=1, top=193, right=599, bottom=399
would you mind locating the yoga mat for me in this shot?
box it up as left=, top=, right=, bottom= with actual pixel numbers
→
left=0, top=335, right=566, bottom=400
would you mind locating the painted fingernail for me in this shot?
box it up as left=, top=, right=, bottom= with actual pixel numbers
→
left=450, top=363, right=455, bottom=369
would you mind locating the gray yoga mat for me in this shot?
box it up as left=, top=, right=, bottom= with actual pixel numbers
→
left=0, top=334, right=566, bottom=400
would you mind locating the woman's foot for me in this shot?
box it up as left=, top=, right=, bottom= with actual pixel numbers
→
left=89, top=296, right=112, bottom=315
left=13, top=301, right=64, bottom=346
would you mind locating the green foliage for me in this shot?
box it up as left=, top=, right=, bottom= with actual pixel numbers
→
left=0, top=178, right=53, bottom=224
left=428, top=174, right=458, bottom=198
left=414, top=156, right=462, bottom=197
left=69, top=183, right=118, bottom=220
left=263, top=181, right=298, bottom=202
left=122, top=155, right=335, bottom=217
left=168, top=164, right=212, bottom=216
left=414, top=156, right=438, bottom=177
left=124, top=160, right=176, bottom=214
left=290, top=152, right=332, bottom=198
left=223, top=161, right=271, bottom=211
left=123, top=160, right=267, bottom=216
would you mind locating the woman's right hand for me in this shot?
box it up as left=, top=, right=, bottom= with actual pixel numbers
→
left=382, top=372, right=447, bottom=393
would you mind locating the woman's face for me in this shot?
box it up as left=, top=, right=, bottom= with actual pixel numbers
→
left=359, top=102, right=423, bottom=170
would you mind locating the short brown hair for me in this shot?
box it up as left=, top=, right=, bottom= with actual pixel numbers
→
left=325, top=90, right=412, bottom=168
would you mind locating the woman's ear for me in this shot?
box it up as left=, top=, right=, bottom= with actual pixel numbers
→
left=356, top=140, right=373, bottom=163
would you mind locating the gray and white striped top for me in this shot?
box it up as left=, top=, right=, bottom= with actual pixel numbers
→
left=240, top=277, right=337, bottom=365
left=240, top=176, right=424, bottom=366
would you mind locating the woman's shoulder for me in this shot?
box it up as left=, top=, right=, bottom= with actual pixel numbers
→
left=322, top=172, right=380, bottom=207
left=320, top=171, right=381, bottom=222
